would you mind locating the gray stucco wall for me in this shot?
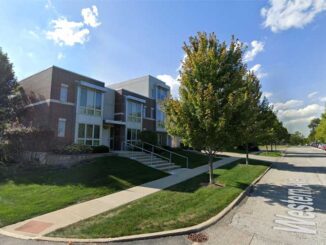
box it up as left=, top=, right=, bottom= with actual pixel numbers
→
left=109, top=75, right=150, bottom=98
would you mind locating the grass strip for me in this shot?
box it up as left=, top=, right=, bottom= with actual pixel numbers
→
left=50, top=158, right=270, bottom=238
left=0, top=156, right=168, bottom=227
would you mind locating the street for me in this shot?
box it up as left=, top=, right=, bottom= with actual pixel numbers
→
left=1, top=146, right=325, bottom=245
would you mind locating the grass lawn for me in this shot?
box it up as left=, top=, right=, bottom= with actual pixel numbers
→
left=257, top=151, right=283, bottom=157
left=160, top=149, right=220, bottom=168
left=0, top=156, right=168, bottom=227
left=50, top=158, right=270, bottom=238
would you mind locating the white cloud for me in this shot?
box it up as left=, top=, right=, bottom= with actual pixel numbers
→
left=277, top=103, right=323, bottom=120
left=157, top=75, right=180, bottom=99
left=244, top=40, right=264, bottom=62
left=81, top=5, right=101, bottom=27
left=46, top=5, right=100, bottom=46
left=57, top=52, right=65, bottom=60
left=283, top=116, right=317, bottom=135
left=276, top=103, right=324, bottom=135
left=273, top=99, right=304, bottom=110
left=261, top=0, right=326, bottom=32
left=320, top=97, right=326, bottom=102
left=250, top=64, right=268, bottom=79
left=46, top=18, right=90, bottom=46
left=262, top=91, right=273, bottom=98
left=308, top=91, right=318, bottom=98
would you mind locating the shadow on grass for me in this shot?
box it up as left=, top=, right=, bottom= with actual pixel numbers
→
left=0, top=156, right=168, bottom=190
left=166, top=160, right=263, bottom=194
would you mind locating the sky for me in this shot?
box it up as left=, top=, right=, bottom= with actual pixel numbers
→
left=0, top=0, right=326, bottom=136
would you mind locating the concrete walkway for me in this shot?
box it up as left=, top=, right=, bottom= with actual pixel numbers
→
left=0, top=157, right=239, bottom=239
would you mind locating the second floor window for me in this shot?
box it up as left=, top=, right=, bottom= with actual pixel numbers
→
left=79, top=87, right=102, bottom=116
left=60, top=84, right=68, bottom=102
left=127, top=100, right=141, bottom=122
left=157, top=110, right=165, bottom=128
left=157, top=87, right=168, bottom=101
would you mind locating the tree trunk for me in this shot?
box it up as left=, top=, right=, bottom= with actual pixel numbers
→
left=265, top=145, right=268, bottom=152
left=271, top=143, right=273, bottom=152
left=208, top=153, right=214, bottom=184
left=245, top=143, right=249, bottom=165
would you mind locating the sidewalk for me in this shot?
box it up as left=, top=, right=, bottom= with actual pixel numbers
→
left=0, top=157, right=239, bottom=239
left=217, top=151, right=284, bottom=162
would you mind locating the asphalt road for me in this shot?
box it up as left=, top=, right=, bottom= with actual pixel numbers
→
left=1, top=146, right=325, bottom=245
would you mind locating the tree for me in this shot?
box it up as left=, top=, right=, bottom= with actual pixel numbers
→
left=315, top=110, right=326, bottom=142
left=0, top=48, right=23, bottom=134
left=163, top=32, right=248, bottom=184
left=255, top=98, right=289, bottom=151
left=289, top=131, right=306, bottom=145
left=233, top=72, right=262, bottom=164
left=308, top=118, right=321, bottom=142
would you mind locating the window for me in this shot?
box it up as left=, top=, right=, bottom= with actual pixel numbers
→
left=79, top=87, right=102, bottom=116
left=127, top=100, right=142, bottom=122
left=157, top=110, right=165, bottom=128
left=60, top=84, right=68, bottom=102
left=143, top=106, right=147, bottom=118
left=127, top=128, right=140, bottom=142
left=77, top=123, right=101, bottom=146
left=157, top=87, right=168, bottom=101
left=57, top=118, right=66, bottom=137
left=157, top=133, right=167, bottom=145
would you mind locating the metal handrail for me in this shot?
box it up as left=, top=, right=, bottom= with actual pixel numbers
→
left=141, top=141, right=189, bottom=168
left=122, top=141, right=170, bottom=164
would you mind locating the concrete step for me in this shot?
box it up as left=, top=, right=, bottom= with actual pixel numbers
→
left=133, top=158, right=167, bottom=163
left=158, top=165, right=181, bottom=171
left=148, top=162, right=177, bottom=168
left=113, top=150, right=181, bottom=173
left=137, top=158, right=168, bottom=163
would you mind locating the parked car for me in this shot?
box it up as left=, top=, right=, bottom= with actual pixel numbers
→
left=317, top=144, right=326, bottom=150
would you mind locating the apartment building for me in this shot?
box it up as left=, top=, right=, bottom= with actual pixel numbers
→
left=20, top=66, right=171, bottom=150
left=109, top=75, right=170, bottom=145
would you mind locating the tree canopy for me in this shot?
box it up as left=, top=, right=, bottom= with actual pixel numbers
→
left=315, top=111, right=326, bottom=143
left=163, top=33, right=290, bottom=183
left=0, top=48, right=23, bottom=134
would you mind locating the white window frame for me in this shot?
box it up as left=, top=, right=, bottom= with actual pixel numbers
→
left=77, top=123, right=101, bottom=146
left=57, top=118, right=66, bottom=137
left=60, top=84, right=68, bottom=102
left=127, top=100, right=142, bottom=122
left=79, top=86, right=102, bottom=117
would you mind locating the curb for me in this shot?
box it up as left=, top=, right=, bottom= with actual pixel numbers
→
left=0, top=160, right=272, bottom=243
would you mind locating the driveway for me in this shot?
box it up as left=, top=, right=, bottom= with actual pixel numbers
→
left=1, top=146, right=325, bottom=245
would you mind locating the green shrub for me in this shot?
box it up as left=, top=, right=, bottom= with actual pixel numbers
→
left=92, top=145, right=110, bottom=153
left=140, top=130, right=157, bottom=145
left=2, top=123, right=54, bottom=162
left=55, top=144, right=93, bottom=155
